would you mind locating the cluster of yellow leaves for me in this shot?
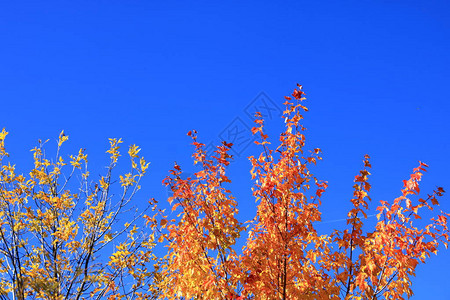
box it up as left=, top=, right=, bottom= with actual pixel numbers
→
left=0, top=130, right=161, bottom=300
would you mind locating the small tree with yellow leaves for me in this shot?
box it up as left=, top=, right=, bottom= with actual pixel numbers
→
left=0, top=130, right=161, bottom=300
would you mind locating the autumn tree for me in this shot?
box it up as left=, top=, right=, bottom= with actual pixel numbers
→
left=161, top=85, right=449, bottom=299
left=0, top=85, right=447, bottom=300
left=160, top=132, right=245, bottom=299
left=0, top=130, right=162, bottom=299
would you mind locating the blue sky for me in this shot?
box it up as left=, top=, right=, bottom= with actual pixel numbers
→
left=1, top=0, right=449, bottom=298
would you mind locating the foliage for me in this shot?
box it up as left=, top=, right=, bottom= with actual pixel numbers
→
left=0, top=131, right=161, bottom=299
left=0, top=85, right=448, bottom=299
left=162, top=85, right=449, bottom=299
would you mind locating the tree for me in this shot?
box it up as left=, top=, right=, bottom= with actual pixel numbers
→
left=162, top=84, right=449, bottom=299
left=0, top=131, right=162, bottom=299
left=161, top=133, right=244, bottom=299
left=0, top=85, right=448, bottom=299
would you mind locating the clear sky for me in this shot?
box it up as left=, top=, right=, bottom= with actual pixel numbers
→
left=1, top=1, right=449, bottom=298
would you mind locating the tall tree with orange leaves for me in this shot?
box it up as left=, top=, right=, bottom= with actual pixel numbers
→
left=161, top=85, right=449, bottom=299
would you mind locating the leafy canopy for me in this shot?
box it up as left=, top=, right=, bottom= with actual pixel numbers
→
left=161, top=85, right=449, bottom=299
left=0, top=85, right=448, bottom=300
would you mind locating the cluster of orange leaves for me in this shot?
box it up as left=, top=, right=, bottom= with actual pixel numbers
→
left=0, top=85, right=448, bottom=299
left=161, top=85, right=449, bottom=300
